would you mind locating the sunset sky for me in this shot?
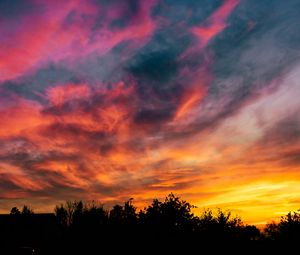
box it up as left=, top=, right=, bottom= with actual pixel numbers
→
left=1, top=0, right=300, bottom=225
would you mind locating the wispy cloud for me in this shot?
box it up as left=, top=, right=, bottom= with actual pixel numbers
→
left=0, top=0, right=300, bottom=224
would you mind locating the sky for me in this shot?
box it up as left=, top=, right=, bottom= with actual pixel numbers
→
left=0, top=0, right=300, bottom=225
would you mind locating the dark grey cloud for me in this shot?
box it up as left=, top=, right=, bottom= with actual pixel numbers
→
left=75, top=41, right=133, bottom=85
left=1, top=64, right=77, bottom=103
left=0, top=0, right=42, bottom=19
left=133, top=107, right=175, bottom=126
left=130, top=49, right=179, bottom=84
left=152, top=0, right=223, bottom=26
left=92, top=0, right=142, bottom=31
left=0, top=175, right=21, bottom=191
left=210, top=0, right=300, bottom=96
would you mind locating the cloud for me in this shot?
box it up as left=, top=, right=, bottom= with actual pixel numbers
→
left=0, top=0, right=300, bottom=224
left=0, top=0, right=40, bottom=19
left=0, top=0, right=156, bottom=82
left=192, top=0, right=240, bottom=48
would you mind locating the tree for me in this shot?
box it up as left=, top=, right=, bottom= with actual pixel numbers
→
left=82, top=200, right=108, bottom=228
left=54, top=200, right=108, bottom=228
left=109, top=204, right=125, bottom=223
left=55, top=204, right=68, bottom=227
left=141, top=193, right=196, bottom=235
left=10, top=207, right=20, bottom=215
left=124, top=198, right=136, bottom=222
left=21, top=205, right=34, bottom=215
left=241, top=225, right=260, bottom=241
left=197, top=208, right=247, bottom=242
left=264, top=210, right=300, bottom=241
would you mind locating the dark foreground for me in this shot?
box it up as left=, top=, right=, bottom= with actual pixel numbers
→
left=1, top=194, right=300, bottom=254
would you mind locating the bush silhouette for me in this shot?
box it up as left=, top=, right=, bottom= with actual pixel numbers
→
left=10, top=205, right=34, bottom=215
left=10, top=207, right=21, bottom=215
left=139, top=193, right=195, bottom=238
left=2, top=193, right=300, bottom=254
left=264, top=210, right=300, bottom=242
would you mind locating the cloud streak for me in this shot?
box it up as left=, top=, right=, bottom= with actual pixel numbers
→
left=0, top=0, right=300, bottom=224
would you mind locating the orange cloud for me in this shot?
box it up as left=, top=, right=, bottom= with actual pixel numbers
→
left=1, top=0, right=300, bottom=227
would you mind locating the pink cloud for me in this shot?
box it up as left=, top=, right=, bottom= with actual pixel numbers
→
left=0, top=0, right=157, bottom=82
left=192, top=0, right=240, bottom=48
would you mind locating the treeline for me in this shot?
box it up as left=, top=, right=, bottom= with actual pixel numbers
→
left=1, top=194, right=300, bottom=254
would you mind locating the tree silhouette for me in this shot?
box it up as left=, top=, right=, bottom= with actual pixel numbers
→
left=9, top=205, right=34, bottom=215
left=124, top=198, right=137, bottom=222
left=138, top=193, right=196, bottom=243
left=264, top=210, right=300, bottom=242
left=109, top=204, right=125, bottom=223
left=108, top=198, right=137, bottom=244
left=241, top=225, right=260, bottom=241
left=3, top=193, right=300, bottom=254
left=21, top=205, right=34, bottom=215
left=54, top=204, right=68, bottom=227
left=55, top=200, right=108, bottom=228
left=10, top=207, right=21, bottom=215
left=83, top=200, right=108, bottom=226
